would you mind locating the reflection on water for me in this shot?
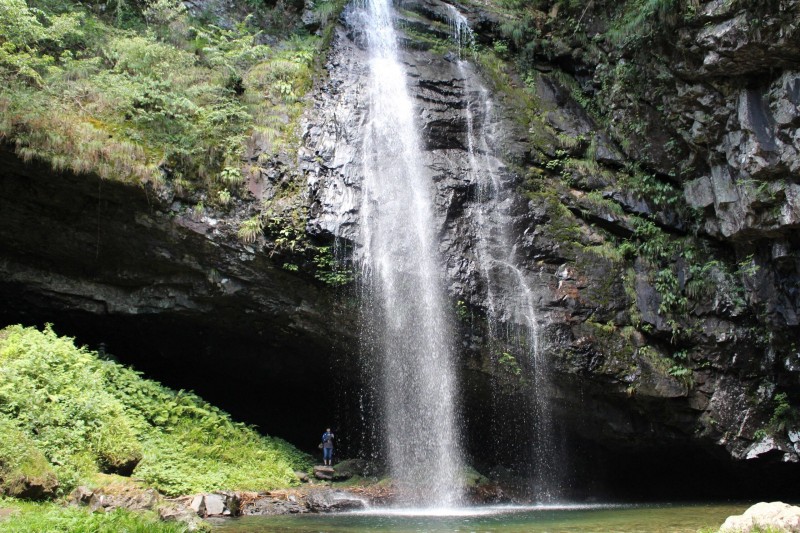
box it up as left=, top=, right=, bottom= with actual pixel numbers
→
left=211, top=503, right=748, bottom=532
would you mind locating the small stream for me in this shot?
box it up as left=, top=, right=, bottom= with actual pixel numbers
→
left=211, top=503, right=748, bottom=532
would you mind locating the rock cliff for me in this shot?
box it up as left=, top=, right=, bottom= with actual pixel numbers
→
left=0, top=0, right=798, bottom=500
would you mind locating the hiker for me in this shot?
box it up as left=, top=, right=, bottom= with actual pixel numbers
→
left=321, top=427, right=334, bottom=466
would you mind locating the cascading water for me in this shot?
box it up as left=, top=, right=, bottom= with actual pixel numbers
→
left=356, top=0, right=463, bottom=507
left=444, top=5, right=565, bottom=502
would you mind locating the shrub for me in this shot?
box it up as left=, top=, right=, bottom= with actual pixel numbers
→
left=0, top=325, right=312, bottom=497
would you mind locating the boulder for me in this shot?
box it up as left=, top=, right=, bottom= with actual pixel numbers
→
left=313, top=465, right=335, bottom=480
left=69, top=486, right=94, bottom=506
left=193, top=492, right=237, bottom=517
left=239, top=494, right=307, bottom=515
left=3, top=472, right=59, bottom=500
left=86, top=487, right=160, bottom=513
left=720, top=502, right=800, bottom=532
left=305, top=490, right=366, bottom=513
left=202, top=494, right=226, bottom=516
left=330, top=459, right=368, bottom=480
left=158, top=501, right=207, bottom=531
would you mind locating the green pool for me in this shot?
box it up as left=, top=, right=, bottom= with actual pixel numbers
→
left=210, top=503, right=750, bottom=532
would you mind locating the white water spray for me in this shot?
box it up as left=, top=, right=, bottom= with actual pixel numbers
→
left=444, top=6, right=564, bottom=502
left=357, top=0, right=463, bottom=507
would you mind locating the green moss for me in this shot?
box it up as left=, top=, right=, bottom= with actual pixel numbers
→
left=0, top=325, right=312, bottom=497
left=0, top=419, right=58, bottom=498
left=524, top=189, right=582, bottom=246
left=574, top=251, right=625, bottom=309
left=399, top=25, right=453, bottom=55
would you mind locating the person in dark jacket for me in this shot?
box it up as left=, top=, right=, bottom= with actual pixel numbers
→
left=321, top=428, right=334, bottom=466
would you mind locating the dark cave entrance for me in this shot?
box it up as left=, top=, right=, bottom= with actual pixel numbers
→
left=0, top=294, right=341, bottom=457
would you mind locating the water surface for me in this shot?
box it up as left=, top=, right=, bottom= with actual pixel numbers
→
left=212, top=503, right=747, bottom=532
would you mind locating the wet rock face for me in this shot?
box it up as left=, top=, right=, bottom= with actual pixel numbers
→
left=302, top=0, right=800, bottom=495
left=303, top=0, right=528, bottom=303
left=679, top=74, right=800, bottom=241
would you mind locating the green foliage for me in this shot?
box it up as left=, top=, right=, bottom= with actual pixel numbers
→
left=495, top=3, right=542, bottom=68
left=0, top=325, right=312, bottom=497
left=313, top=0, right=346, bottom=27
left=623, top=170, right=682, bottom=210
left=0, top=418, right=58, bottom=498
left=606, top=0, right=684, bottom=49
left=455, top=300, right=469, bottom=322
left=654, top=267, right=686, bottom=315
left=498, top=352, right=522, bottom=376
left=237, top=214, right=264, bottom=243
left=492, top=40, right=509, bottom=56
left=0, top=0, right=328, bottom=195
left=0, top=497, right=190, bottom=532
left=629, top=217, right=673, bottom=262
left=217, top=189, right=231, bottom=206
left=0, top=326, right=142, bottom=491
left=244, top=34, right=318, bottom=157
left=769, top=392, right=796, bottom=433
left=313, top=245, right=353, bottom=287
left=737, top=254, right=760, bottom=278
left=263, top=211, right=308, bottom=255
left=667, top=349, right=692, bottom=382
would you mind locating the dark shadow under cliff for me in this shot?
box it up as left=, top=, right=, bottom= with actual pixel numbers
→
left=0, top=144, right=357, bottom=453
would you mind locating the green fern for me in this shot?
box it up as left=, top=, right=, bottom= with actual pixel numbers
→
left=237, top=215, right=264, bottom=243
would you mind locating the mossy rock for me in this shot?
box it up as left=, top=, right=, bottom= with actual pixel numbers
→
left=460, top=465, right=490, bottom=488
left=0, top=418, right=59, bottom=499
left=95, top=417, right=143, bottom=476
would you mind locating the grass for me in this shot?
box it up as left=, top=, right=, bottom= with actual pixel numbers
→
left=0, top=496, right=187, bottom=533
left=0, top=325, right=313, bottom=498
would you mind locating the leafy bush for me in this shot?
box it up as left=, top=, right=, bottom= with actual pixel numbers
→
left=770, top=392, right=796, bottom=433
left=0, top=325, right=312, bottom=497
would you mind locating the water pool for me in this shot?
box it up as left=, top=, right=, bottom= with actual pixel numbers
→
left=211, top=503, right=749, bottom=532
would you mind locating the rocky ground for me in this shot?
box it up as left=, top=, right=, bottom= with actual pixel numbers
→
left=54, top=459, right=503, bottom=530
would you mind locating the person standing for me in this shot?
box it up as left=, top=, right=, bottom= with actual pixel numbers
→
left=321, top=427, right=334, bottom=466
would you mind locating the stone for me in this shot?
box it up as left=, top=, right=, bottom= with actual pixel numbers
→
left=159, top=501, right=207, bottom=531
left=720, top=502, right=800, bottom=532
left=239, top=494, right=307, bottom=516
left=313, top=465, right=335, bottom=480
left=330, top=459, right=367, bottom=480
left=685, top=176, right=715, bottom=209
left=87, top=487, right=160, bottom=513
left=0, top=466, right=56, bottom=500
left=305, top=490, right=366, bottom=512
left=201, top=493, right=226, bottom=517
left=189, top=494, right=204, bottom=514
left=69, top=486, right=94, bottom=506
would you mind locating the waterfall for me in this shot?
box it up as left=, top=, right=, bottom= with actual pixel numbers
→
left=356, top=0, right=463, bottom=507
left=444, top=7, right=564, bottom=502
